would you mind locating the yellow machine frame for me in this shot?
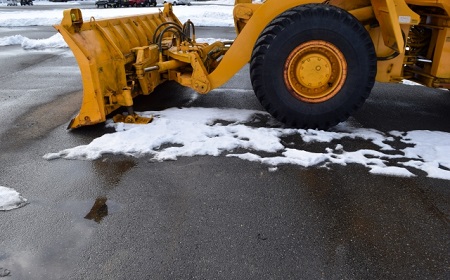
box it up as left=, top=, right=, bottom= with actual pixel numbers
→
left=55, top=0, right=450, bottom=128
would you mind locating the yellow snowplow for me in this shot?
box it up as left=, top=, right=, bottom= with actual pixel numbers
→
left=54, top=0, right=450, bottom=129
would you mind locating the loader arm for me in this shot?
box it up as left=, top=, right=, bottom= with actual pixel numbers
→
left=208, top=0, right=323, bottom=90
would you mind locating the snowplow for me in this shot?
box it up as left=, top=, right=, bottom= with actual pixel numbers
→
left=54, top=0, right=450, bottom=129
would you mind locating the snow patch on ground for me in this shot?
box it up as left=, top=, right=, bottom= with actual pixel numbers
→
left=43, top=107, right=450, bottom=181
left=0, top=33, right=67, bottom=49
left=0, top=186, right=28, bottom=211
left=402, top=79, right=424, bottom=86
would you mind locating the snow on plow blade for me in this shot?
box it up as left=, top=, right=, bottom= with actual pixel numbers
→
left=54, top=6, right=185, bottom=129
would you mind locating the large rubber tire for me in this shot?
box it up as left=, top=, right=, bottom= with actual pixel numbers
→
left=250, top=4, right=377, bottom=130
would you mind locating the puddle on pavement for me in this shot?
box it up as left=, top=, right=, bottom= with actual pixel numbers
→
left=59, top=197, right=121, bottom=224
left=92, top=157, right=137, bottom=190
left=0, top=198, right=121, bottom=279
left=84, top=197, right=109, bottom=223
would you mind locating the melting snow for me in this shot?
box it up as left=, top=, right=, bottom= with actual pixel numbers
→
left=0, top=33, right=67, bottom=49
left=43, top=107, right=450, bottom=181
left=0, top=186, right=28, bottom=211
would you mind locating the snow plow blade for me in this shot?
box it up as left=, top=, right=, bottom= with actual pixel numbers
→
left=54, top=5, right=191, bottom=129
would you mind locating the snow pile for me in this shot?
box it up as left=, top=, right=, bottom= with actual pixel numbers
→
left=0, top=33, right=67, bottom=49
left=44, top=107, right=450, bottom=180
left=0, top=35, right=25, bottom=46
left=0, top=186, right=28, bottom=211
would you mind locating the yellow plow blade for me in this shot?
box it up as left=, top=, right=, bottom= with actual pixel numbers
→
left=54, top=6, right=181, bottom=129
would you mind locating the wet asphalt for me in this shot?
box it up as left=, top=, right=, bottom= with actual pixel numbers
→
left=0, top=3, right=449, bottom=280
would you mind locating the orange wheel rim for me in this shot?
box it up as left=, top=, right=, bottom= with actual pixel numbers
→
left=284, top=40, right=347, bottom=103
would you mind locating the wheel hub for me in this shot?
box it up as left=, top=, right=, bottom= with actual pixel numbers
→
left=284, top=40, right=347, bottom=103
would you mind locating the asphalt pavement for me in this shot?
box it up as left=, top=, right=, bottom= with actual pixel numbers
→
left=0, top=3, right=449, bottom=280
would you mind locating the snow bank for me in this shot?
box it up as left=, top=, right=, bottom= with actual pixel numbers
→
left=0, top=2, right=234, bottom=27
